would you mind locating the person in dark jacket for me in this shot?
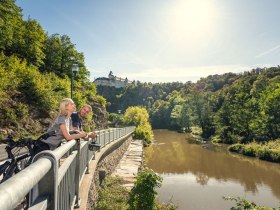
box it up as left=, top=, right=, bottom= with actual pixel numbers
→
left=71, top=104, right=97, bottom=138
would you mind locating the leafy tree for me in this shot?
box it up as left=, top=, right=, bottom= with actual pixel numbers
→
left=258, top=77, right=280, bottom=140
left=170, top=105, right=182, bottom=130
left=41, top=34, right=63, bottom=74
left=179, top=103, right=192, bottom=132
left=42, top=34, right=89, bottom=79
left=150, top=100, right=170, bottom=129
left=0, top=1, right=46, bottom=67
left=192, top=93, right=215, bottom=138
left=123, top=106, right=149, bottom=126
left=0, top=0, right=22, bottom=52
left=108, top=113, right=123, bottom=127
left=123, top=106, right=153, bottom=145
left=12, top=18, right=46, bottom=67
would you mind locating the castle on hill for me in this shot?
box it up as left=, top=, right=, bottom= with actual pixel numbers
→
left=93, top=71, right=133, bottom=88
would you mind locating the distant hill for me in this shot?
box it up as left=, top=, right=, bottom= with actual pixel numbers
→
left=97, top=67, right=280, bottom=143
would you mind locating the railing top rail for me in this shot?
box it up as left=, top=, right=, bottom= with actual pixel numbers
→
left=51, top=139, right=77, bottom=160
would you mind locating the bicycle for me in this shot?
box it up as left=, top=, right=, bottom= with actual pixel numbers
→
left=0, top=131, right=55, bottom=184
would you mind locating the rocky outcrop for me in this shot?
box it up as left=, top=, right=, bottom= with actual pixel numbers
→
left=90, top=96, right=108, bottom=129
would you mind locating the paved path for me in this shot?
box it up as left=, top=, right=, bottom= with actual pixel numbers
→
left=112, top=140, right=143, bottom=190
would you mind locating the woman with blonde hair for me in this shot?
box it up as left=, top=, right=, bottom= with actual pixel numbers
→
left=35, top=98, right=93, bottom=152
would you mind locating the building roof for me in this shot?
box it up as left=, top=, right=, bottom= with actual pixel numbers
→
left=94, top=77, right=109, bottom=81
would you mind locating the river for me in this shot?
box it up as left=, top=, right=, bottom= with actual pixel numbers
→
left=144, top=129, right=280, bottom=210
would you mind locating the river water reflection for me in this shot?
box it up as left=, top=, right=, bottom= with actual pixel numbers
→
left=144, top=130, right=280, bottom=210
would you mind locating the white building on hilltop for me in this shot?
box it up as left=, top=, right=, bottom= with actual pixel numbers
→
left=93, top=71, right=133, bottom=88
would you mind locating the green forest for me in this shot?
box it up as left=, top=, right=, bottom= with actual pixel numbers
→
left=0, top=0, right=279, bottom=163
left=98, top=68, right=280, bottom=162
left=99, top=69, right=280, bottom=142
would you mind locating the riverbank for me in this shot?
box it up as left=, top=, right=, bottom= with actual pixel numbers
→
left=228, top=139, right=280, bottom=163
left=111, top=139, right=143, bottom=190
left=189, top=126, right=280, bottom=163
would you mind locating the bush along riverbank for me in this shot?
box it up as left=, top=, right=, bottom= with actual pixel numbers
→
left=228, top=139, right=280, bottom=163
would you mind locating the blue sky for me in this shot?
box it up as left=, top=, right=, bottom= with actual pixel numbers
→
left=17, top=0, right=280, bottom=83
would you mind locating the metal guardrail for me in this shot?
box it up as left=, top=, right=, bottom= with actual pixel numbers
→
left=0, top=126, right=135, bottom=210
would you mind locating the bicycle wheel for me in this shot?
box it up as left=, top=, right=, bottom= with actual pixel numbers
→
left=0, top=161, right=18, bottom=183
left=0, top=161, right=11, bottom=182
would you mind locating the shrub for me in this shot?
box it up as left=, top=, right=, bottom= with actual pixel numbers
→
left=155, top=202, right=178, bottom=210
left=191, top=126, right=202, bottom=136
left=266, top=139, right=280, bottom=150
left=259, top=148, right=280, bottom=163
left=269, top=149, right=280, bottom=162
left=228, top=144, right=244, bottom=153
left=242, top=145, right=257, bottom=157
left=128, top=168, right=162, bottom=210
left=223, top=196, right=280, bottom=210
left=134, top=123, right=153, bottom=146
left=123, top=106, right=154, bottom=146
left=211, top=135, right=222, bottom=143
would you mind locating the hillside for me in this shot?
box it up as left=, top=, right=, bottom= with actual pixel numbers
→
left=0, top=0, right=107, bottom=138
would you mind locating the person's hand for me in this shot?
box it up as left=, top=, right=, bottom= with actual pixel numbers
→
left=88, top=132, right=97, bottom=139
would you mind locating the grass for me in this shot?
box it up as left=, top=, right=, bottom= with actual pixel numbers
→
left=95, top=176, right=129, bottom=210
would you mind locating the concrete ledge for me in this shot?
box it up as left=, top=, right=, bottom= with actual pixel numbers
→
left=77, top=132, right=133, bottom=210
